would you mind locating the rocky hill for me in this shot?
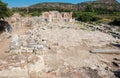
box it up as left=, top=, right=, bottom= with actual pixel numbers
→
left=96, top=0, right=119, bottom=4
left=30, top=2, right=76, bottom=10
left=29, top=0, right=120, bottom=11
left=77, top=0, right=120, bottom=11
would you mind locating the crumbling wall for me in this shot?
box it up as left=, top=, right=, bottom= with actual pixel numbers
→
left=42, top=11, right=73, bottom=23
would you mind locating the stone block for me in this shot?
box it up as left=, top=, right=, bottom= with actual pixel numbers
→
left=28, top=56, right=45, bottom=73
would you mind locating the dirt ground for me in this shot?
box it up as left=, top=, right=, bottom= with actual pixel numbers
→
left=0, top=26, right=30, bottom=59
left=0, top=19, right=120, bottom=77
left=0, top=22, right=120, bottom=67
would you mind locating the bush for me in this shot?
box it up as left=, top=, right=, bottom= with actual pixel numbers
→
left=110, top=18, right=120, bottom=26
left=0, top=0, right=12, bottom=19
left=30, top=11, right=42, bottom=16
left=76, top=12, right=101, bottom=22
left=72, top=11, right=81, bottom=18
left=91, top=16, right=101, bottom=21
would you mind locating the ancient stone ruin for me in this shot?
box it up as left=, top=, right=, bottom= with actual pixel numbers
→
left=42, top=11, right=73, bottom=22
left=0, top=13, right=120, bottom=78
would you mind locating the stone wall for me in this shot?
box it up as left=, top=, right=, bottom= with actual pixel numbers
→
left=42, top=11, right=73, bottom=23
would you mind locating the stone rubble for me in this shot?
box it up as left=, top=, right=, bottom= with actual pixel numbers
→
left=0, top=13, right=119, bottom=78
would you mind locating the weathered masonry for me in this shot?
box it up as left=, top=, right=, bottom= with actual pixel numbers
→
left=42, top=11, right=73, bottom=22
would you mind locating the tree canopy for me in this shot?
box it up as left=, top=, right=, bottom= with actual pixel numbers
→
left=0, top=0, right=12, bottom=19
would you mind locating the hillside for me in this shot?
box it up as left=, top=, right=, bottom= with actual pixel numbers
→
left=96, top=0, right=119, bottom=4
left=30, top=2, right=76, bottom=10
left=77, top=1, right=120, bottom=11
left=29, top=0, right=120, bottom=11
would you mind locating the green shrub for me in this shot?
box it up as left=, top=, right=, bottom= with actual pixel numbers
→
left=117, top=28, right=120, bottom=32
left=110, top=18, right=120, bottom=26
left=76, top=12, right=101, bottom=22
left=0, top=0, right=12, bottom=19
left=19, top=12, right=26, bottom=16
left=91, top=16, right=101, bottom=21
left=30, top=11, right=42, bottom=16
left=72, top=11, right=81, bottom=18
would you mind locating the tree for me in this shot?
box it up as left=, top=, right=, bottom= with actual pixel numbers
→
left=110, top=18, right=120, bottom=26
left=76, top=12, right=101, bottom=22
left=85, top=4, right=94, bottom=12
left=0, top=0, right=12, bottom=19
